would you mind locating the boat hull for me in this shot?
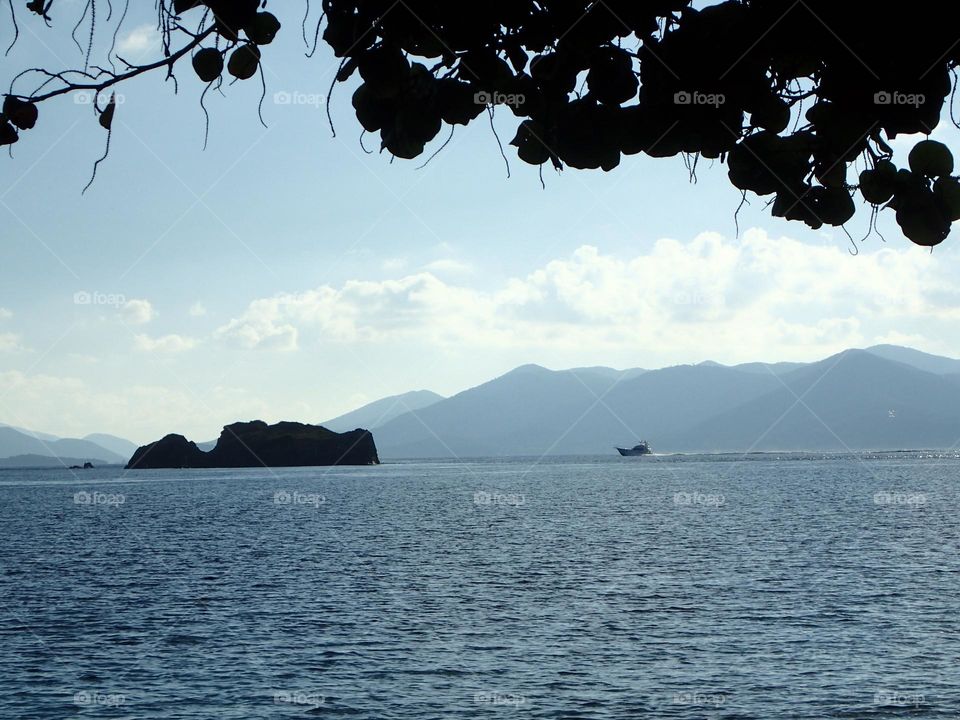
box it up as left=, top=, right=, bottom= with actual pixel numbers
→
left=616, top=447, right=651, bottom=456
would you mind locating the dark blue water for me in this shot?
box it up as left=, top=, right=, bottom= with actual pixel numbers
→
left=1, top=453, right=958, bottom=719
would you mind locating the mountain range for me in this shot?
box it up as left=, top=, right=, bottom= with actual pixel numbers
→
left=3, top=345, right=959, bottom=465
left=360, top=345, right=960, bottom=457
left=0, top=426, right=131, bottom=466
left=322, top=390, right=445, bottom=433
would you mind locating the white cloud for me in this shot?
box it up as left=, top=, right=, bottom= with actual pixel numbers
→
left=216, top=229, right=960, bottom=363
left=0, top=333, right=23, bottom=352
left=216, top=299, right=299, bottom=350
left=0, top=308, right=12, bottom=320
left=122, top=299, right=156, bottom=325
left=381, top=258, right=408, bottom=273
left=188, top=302, right=208, bottom=317
left=134, top=334, right=197, bottom=353
left=116, top=24, right=161, bottom=57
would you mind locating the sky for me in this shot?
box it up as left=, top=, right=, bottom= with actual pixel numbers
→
left=1, top=3, right=959, bottom=443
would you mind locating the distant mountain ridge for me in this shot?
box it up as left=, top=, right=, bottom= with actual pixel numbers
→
left=0, top=423, right=60, bottom=442
left=368, top=345, right=960, bottom=458
left=322, top=390, right=445, bottom=432
left=0, top=427, right=126, bottom=465
left=5, top=344, right=959, bottom=462
left=372, top=361, right=784, bottom=457
left=675, top=350, right=960, bottom=452
left=0, top=454, right=112, bottom=468
left=83, top=433, right=139, bottom=458
left=862, top=344, right=960, bottom=375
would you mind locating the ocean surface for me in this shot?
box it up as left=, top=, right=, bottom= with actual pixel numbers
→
left=0, top=453, right=958, bottom=719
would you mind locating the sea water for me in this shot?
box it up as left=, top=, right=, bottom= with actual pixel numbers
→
left=0, top=453, right=957, bottom=718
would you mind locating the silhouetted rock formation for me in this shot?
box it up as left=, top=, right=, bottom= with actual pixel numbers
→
left=126, top=421, right=379, bottom=469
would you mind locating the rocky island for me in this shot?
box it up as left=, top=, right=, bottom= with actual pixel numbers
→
left=126, top=420, right=379, bottom=469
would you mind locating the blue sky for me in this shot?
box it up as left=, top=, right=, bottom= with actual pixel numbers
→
left=1, top=4, right=959, bottom=442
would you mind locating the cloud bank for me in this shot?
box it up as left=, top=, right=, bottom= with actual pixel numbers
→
left=215, top=229, right=957, bottom=363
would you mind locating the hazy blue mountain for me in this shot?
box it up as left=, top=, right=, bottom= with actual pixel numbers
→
left=373, top=348, right=960, bottom=458
left=322, top=390, right=445, bottom=432
left=374, top=364, right=617, bottom=457
left=694, top=359, right=807, bottom=374
left=83, top=433, right=139, bottom=459
left=0, top=454, right=113, bottom=468
left=0, top=423, right=60, bottom=442
left=566, top=366, right=647, bottom=381
left=729, top=360, right=808, bottom=375
left=675, top=350, right=960, bottom=452
left=864, top=344, right=960, bottom=375
left=0, top=427, right=126, bottom=464
left=374, top=363, right=784, bottom=458
left=682, top=343, right=960, bottom=377
left=7, top=344, right=958, bottom=461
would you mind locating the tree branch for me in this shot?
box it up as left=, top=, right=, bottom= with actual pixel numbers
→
left=12, top=25, right=218, bottom=104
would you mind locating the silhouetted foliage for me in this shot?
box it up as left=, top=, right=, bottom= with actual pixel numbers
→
left=3, top=1, right=960, bottom=246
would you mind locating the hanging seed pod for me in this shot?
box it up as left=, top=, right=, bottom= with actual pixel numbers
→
left=244, top=12, right=281, bottom=45
left=908, top=140, right=954, bottom=178
left=99, top=94, right=117, bottom=131
left=227, top=43, right=261, bottom=80
left=192, top=48, right=224, bottom=83
left=0, top=121, right=18, bottom=146
left=2, top=96, right=38, bottom=130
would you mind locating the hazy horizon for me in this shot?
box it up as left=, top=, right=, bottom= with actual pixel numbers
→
left=2, top=342, right=957, bottom=446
